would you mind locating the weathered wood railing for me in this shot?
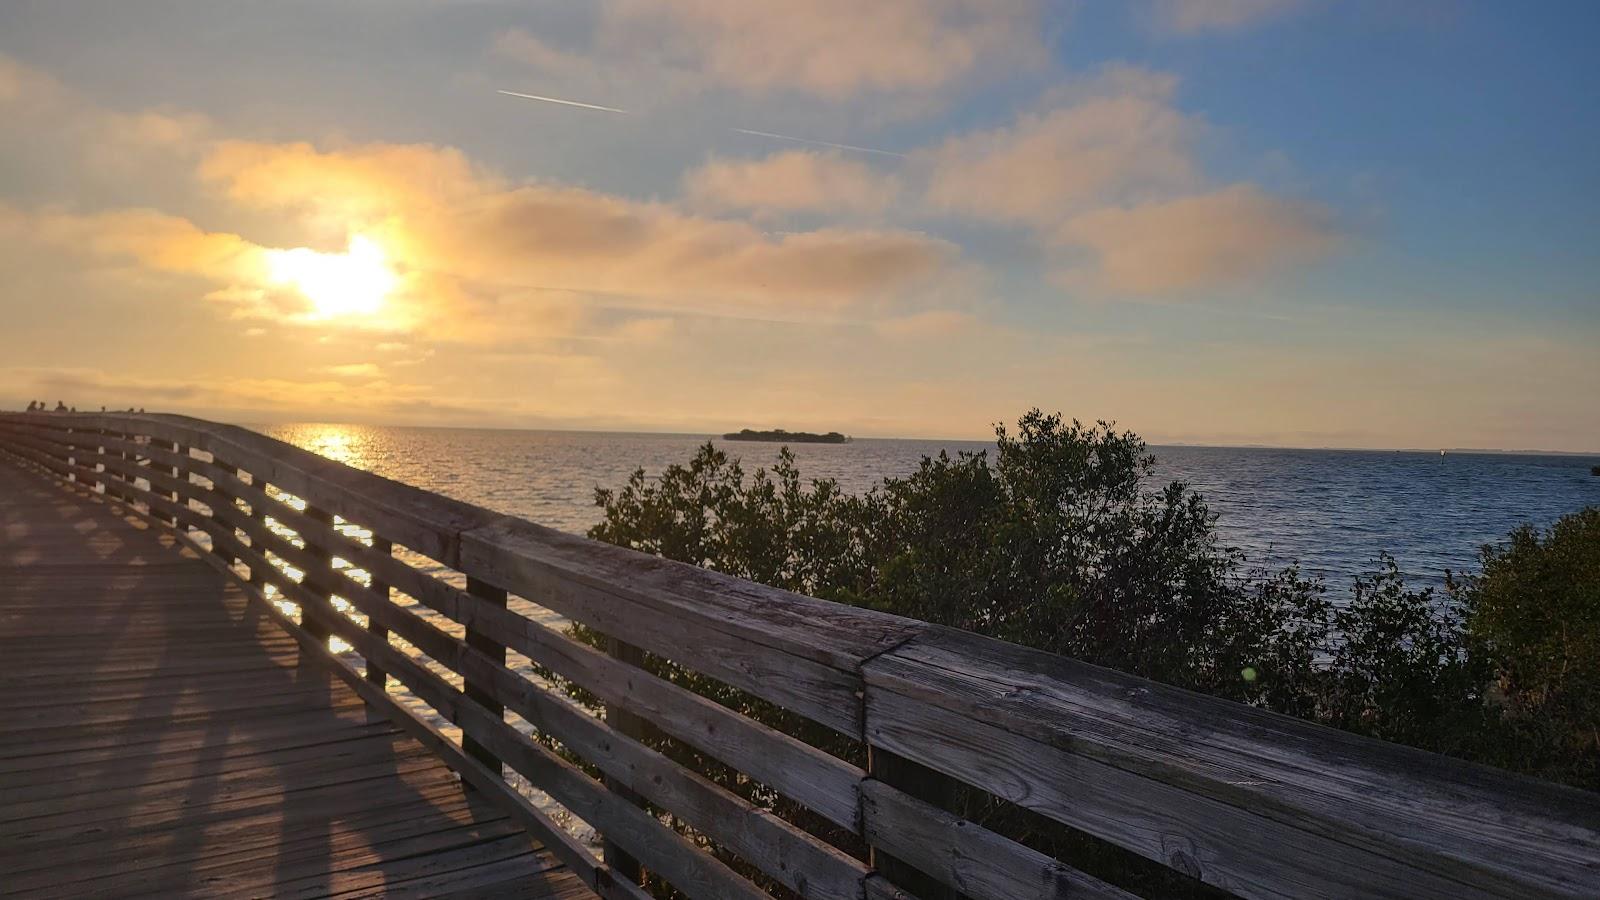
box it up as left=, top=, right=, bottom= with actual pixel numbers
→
left=1, top=412, right=1595, bottom=900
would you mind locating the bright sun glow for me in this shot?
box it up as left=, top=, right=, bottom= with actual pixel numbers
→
left=267, top=234, right=397, bottom=319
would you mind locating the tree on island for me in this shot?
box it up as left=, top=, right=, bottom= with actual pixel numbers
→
left=722, top=428, right=849, bottom=444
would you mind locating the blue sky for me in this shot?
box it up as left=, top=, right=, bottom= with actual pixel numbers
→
left=0, top=1, right=1596, bottom=449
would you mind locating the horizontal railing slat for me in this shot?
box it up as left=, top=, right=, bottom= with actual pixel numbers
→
left=178, top=450, right=870, bottom=900
left=169, top=486, right=757, bottom=900
left=158, top=458, right=813, bottom=900
left=179, top=448, right=867, bottom=831
left=285, top=582, right=767, bottom=900
left=460, top=522, right=888, bottom=736
left=5, top=412, right=1597, bottom=900
left=864, top=627, right=1600, bottom=898
left=859, top=780, right=1135, bottom=900
left=89, top=478, right=646, bottom=900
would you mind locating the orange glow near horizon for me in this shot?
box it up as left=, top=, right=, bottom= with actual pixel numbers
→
left=267, top=234, right=397, bottom=319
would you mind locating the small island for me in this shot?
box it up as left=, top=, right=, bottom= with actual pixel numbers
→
left=723, top=428, right=850, bottom=444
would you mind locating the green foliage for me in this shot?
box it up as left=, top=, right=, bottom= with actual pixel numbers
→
left=584, top=408, right=1596, bottom=895
left=1451, top=508, right=1600, bottom=786
left=590, top=444, right=872, bottom=599
left=1318, top=558, right=1487, bottom=753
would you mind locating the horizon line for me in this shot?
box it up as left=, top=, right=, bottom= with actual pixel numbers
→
left=223, top=416, right=1600, bottom=457
left=8, top=405, right=1596, bottom=456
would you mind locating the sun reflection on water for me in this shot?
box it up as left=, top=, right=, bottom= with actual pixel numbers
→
left=275, top=424, right=382, bottom=472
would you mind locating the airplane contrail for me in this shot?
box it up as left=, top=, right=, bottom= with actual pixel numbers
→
left=727, top=128, right=905, bottom=158
left=498, top=89, right=903, bottom=158
left=497, top=90, right=631, bottom=115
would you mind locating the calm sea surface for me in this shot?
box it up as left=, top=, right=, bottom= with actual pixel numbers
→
left=258, top=423, right=1600, bottom=590
left=246, top=423, right=1598, bottom=842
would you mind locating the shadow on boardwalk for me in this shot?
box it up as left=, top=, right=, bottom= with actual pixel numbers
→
left=0, top=462, right=587, bottom=898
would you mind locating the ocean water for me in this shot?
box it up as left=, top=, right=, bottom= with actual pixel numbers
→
left=258, top=423, right=1600, bottom=589
left=244, top=423, right=1599, bottom=843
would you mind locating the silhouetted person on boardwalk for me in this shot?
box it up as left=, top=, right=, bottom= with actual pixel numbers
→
left=25, top=401, right=36, bottom=412
left=54, top=401, right=67, bottom=412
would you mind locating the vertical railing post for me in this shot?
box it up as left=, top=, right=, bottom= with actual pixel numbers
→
left=98, top=428, right=116, bottom=500
left=366, top=536, right=392, bottom=688
left=868, top=748, right=961, bottom=899
left=172, top=442, right=192, bottom=533
left=63, top=425, right=76, bottom=484
left=116, top=429, right=132, bottom=505
left=211, top=459, right=241, bottom=569
left=603, top=637, right=648, bottom=885
left=302, top=504, right=334, bottom=646
left=84, top=426, right=101, bottom=494
left=248, top=476, right=270, bottom=586
left=462, top=576, right=507, bottom=776
left=155, top=439, right=179, bottom=526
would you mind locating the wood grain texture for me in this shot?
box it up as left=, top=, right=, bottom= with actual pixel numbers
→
left=4, top=443, right=648, bottom=900
left=460, top=519, right=911, bottom=736
left=864, top=627, right=1600, bottom=899
left=860, top=779, right=1136, bottom=900
left=200, top=482, right=865, bottom=900
left=132, top=468, right=738, bottom=900
left=10, top=412, right=1599, bottom=900
left=0, top=454, right=592, bottom=899
left=185, top=451, right=866, bottom=832
left=274, top=575, right=767, bottom=900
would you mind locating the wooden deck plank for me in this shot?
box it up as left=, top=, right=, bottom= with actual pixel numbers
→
left=4, top=792, right=509, bottom=893
left=0, top=459, right=587, bottom=898
left=42, top=815, right=527, bottom=898
left=0, top=695, right=373, bottom=755
left=2, top=729, right=427, bottom=805
left=0, top=717, right=399, bottom=776
left=1, top=770, right=472, bottom=856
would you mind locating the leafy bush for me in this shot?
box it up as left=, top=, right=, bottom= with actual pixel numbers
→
left=1451, top=508, right=1600, bottom=786
left=585, top=409, right=1595, bottom=895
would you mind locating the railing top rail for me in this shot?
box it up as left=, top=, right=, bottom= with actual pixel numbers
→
left=10, top=410, right=916, bottom=646
left=2, top=411, right=1595, bottom=899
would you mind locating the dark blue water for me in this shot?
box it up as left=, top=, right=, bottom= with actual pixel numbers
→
left=1155, top=446, right=1598, bottom=586
left=259, top=424, right=1600, bottom=590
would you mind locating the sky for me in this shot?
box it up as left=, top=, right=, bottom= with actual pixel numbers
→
left=0, top=0, right=1596, bottom=450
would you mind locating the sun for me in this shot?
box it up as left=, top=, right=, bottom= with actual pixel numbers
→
left=267, top=234, right=397, bottom=319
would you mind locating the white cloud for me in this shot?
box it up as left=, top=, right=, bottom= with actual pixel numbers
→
left=921, top=66, right=1200, bottom=224
left=915, top=66, right=1341, bottom=294
left=1054, top=184, right=1340, bottom=293
left=683, top=150, right=899, bottom=216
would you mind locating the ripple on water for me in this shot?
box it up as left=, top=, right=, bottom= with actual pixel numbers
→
left=249, top=424, right=1599, bottom=843
left=259, top=424, right=1600, bottom=592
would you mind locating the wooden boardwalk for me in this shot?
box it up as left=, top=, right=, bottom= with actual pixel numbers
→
left=0, top=459, right=591, bottom=898
left=3, top=414, right=1597, bottom=899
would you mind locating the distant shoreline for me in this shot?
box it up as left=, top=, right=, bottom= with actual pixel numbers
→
left=224, top=420, right=1598, bottom=455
